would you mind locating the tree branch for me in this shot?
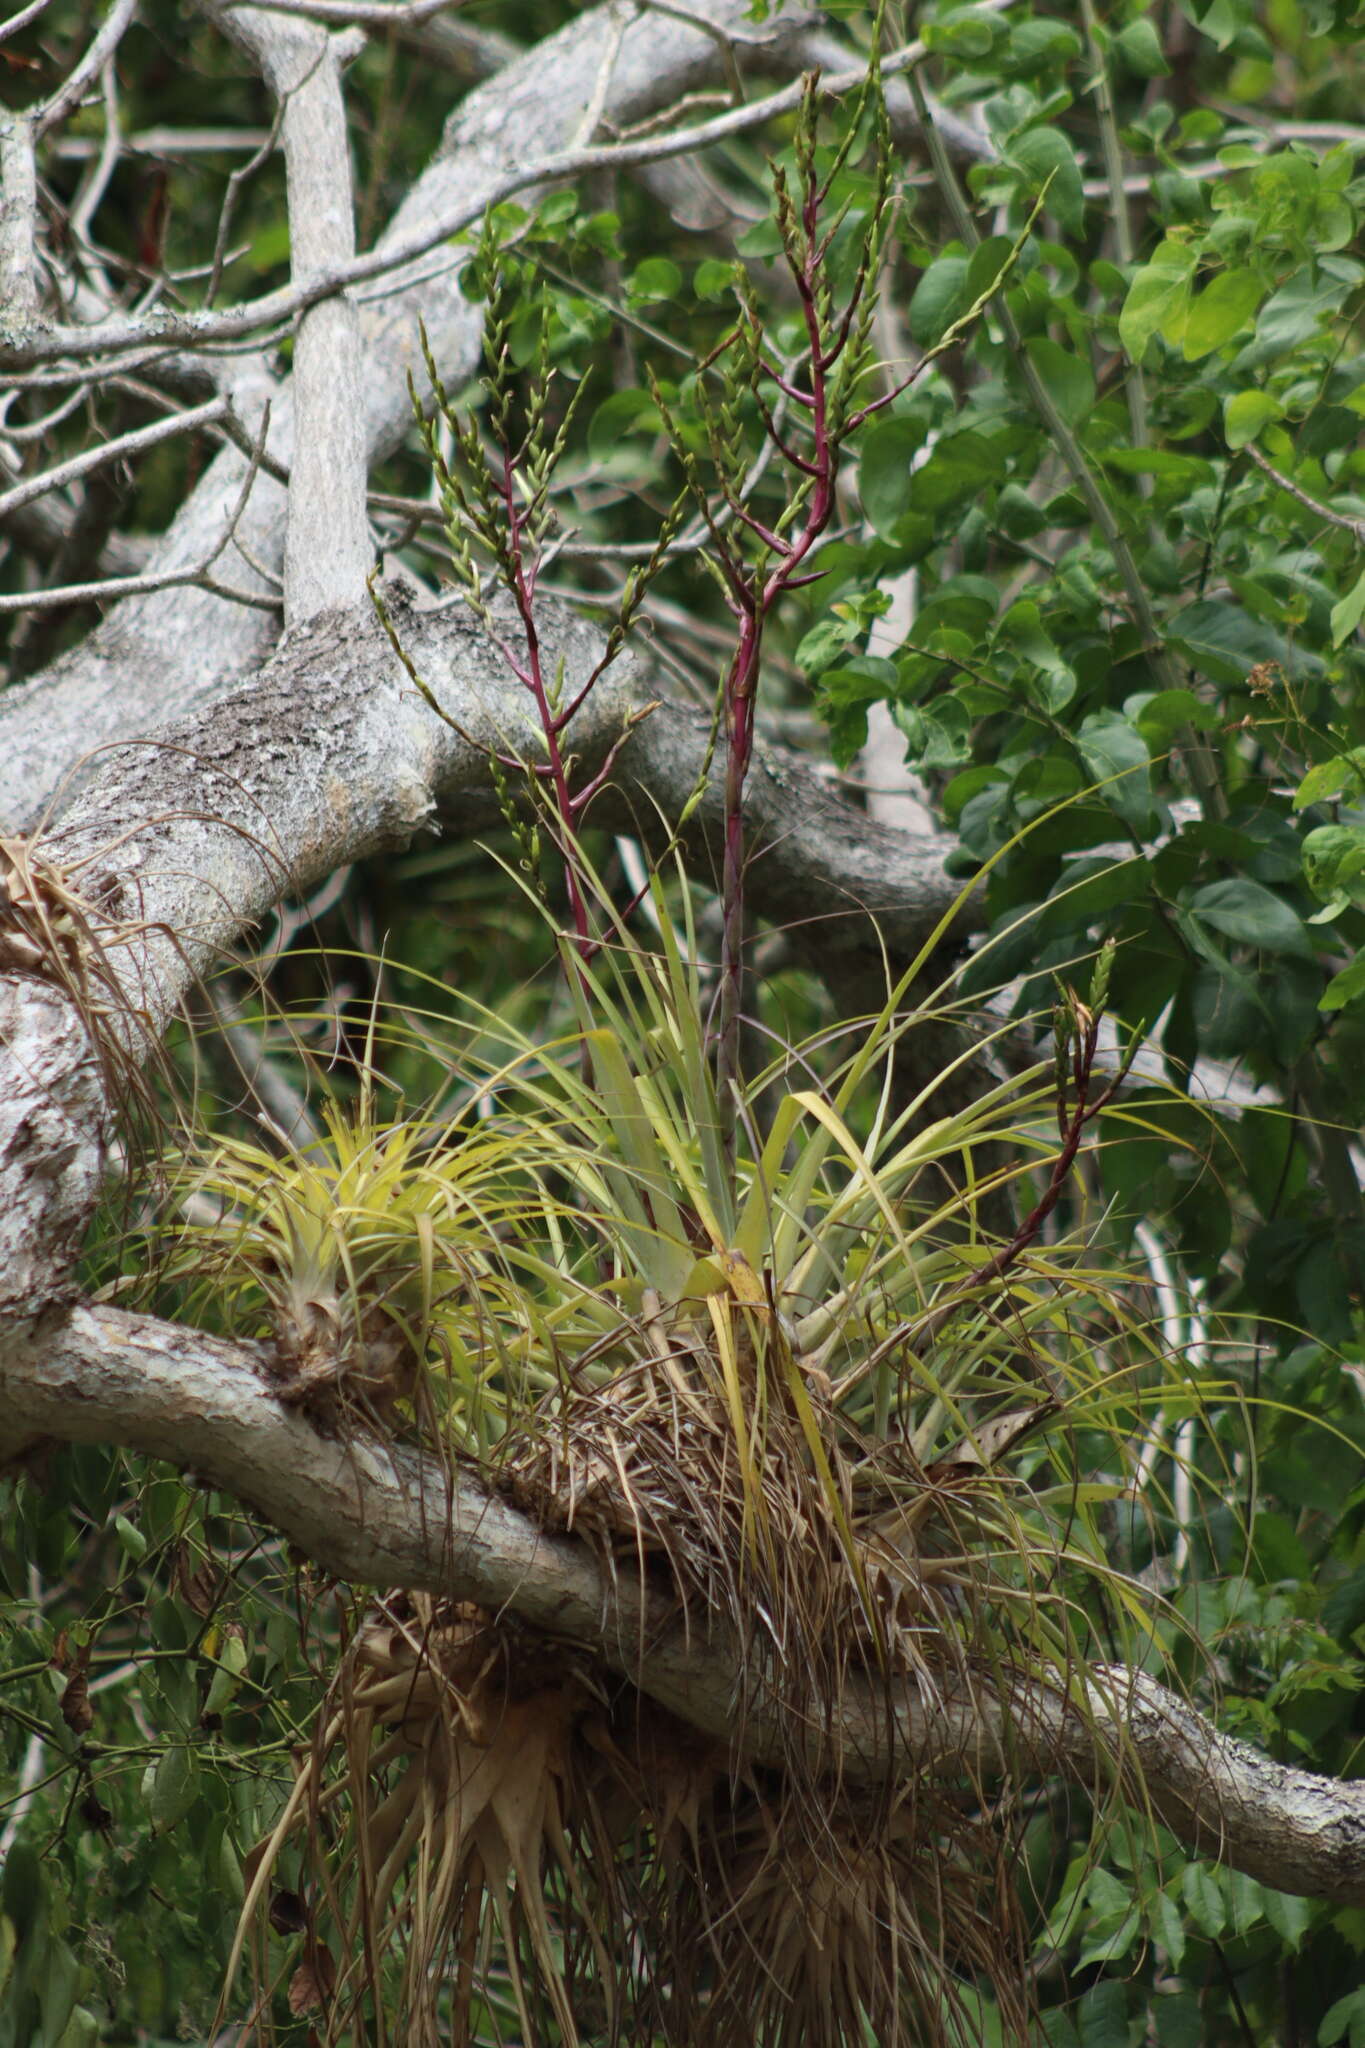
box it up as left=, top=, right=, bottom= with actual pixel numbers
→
left=0, top=0, right=812, bottom=834
left=209, top=1, right=372, bottom=621
left=0, top=588, right=961, bottom=1319
left=2, top=1301, right=1362, bottom=1904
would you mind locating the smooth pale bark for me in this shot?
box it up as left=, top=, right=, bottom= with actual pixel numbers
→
left=0, top=0, right=810, bottom=832
left=3, top=1303, right=1363, bottom=1905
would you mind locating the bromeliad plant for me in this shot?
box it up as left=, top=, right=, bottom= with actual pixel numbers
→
left=164, top=62, right=1203, bottom=2048
left=190, top=886, right=1175, bottom=2048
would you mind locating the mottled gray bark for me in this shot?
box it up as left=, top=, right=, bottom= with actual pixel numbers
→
left=0, top=0, right=809, bottom=832
left=0, top=589, right=959, bottom=1322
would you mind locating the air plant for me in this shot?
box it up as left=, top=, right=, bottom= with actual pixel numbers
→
left=173, top=54, right=1206, bottom=2048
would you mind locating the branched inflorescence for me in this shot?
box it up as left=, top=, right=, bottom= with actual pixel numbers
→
left=373, top=267, right=682, bottom=972
left=652, top=57, right=1034, bottom=1159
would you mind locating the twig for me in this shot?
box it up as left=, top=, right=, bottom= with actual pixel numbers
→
left=1244, top=440, right=1365, bottom=543
left=69, top=58, right=122, bottom=246
left=0, top=393, right=230, bottom=523
left=0, top=0, right=52, bottom=43
left=33, top=0, right=138, bottom=143
left=0, top=399, right=278, bottom=613
left=0, top=5, right=1013, bottom=370
left=206, top=106, right=288, bottom=309
left=570, top=3, right=630, bottom=149
left=0, top=389, right=229, bottom=520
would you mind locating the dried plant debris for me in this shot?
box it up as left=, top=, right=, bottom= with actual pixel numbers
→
left=0, top=832, right=162, bottom=1125
left=232, top=1591, right=1033, bottom=2048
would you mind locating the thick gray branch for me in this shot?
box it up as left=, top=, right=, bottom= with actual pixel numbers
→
left=2, top=1303, right=1362, bottom=1905
left=0, top=590, right=958, bottom=1320
left=0, top=0, right=806, bottom=833
left=210, top=2, right=371, bottom=620
left=0, top=110, right=37, bottom=324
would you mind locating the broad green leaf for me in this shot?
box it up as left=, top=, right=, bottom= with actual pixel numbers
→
left=1003, top=17, right=1082, bottom=73
left=922, top=9, right=999, bottom=56
left=816, top=660, right=898, bottom=769
left=627, top=256, right=681, bottom=305
left=1155, top=1992, right=1205, bottom=2048
left=1302, top=825, right=1365, bottom=909
left=1007, top=126, right=1085, bottom=234
left=1229, top=1868, right=1266, bottom=1935
left=1182, top=1860, right=1226, bottom=1938
left=39, top=1935, right=79, bottom=2048
left=1077, top=1980, right=1129, bottom=2047
left=1319, top=1985, right=1365, bottom=2045
left=1119, top=240, right=1197, bottom=359
left=1187, top=877, right=1313, bottom=957
left=693, top=258, right=737, bottom=300
left=1192, top=0, right=1241, bottom=48
left=1331, top=565, right=1365, bottom=647
left=858, top=416, right=928, bottom=535
left=999, top=598, right=1077, bottom=709
left=151, top=1744, right=199, bottom=1833
left=1117, top=18, right=1171, bottom=73
left=1103, top=447, right=1215, bottom=486
left=1237, top=262, right=1362, bottom=370
left=1132, top=688, right=1221, bottom=742
left=1076, top=712, right=1156, bottom=833
left=796, top=610, right=863, bottom=677
left=1262, top=1885, right=1312, bottom=1950
left=1076, top=1905, right=1141, bottom=1968
left=1295, top=748, right=1365, bottom=808
left=1182, top=269, right=1264, bottom=359
left=908, top=254, right=971, bottom=345
left=587, top=388, right=662, bottom=462
left=994, top=481, right=1049, bottom=537
left=908, top=429, right=1008, bottom=515
left=1152, top=1887, right=1187, bottom=1968
left=1224, top=387, right=1283, bottom=447
left=1025, top=335, right=1095, bottom=424
left=1168, top=598, right=1322, bottom=684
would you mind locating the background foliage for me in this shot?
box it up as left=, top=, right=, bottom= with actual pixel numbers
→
left=4, top=0, right=1365, bottom=2043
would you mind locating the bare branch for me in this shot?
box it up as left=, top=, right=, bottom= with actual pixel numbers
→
left=0, top=0, right=816, bottom=832
left=0, top=484, right=150, bottom=575
left=228, top=0, right=453, bottom=19
left=0, top=393, right=230, bottom=523
left=33, top=0, right=139, bottom=143
left=0, top=400, right=279, bottom=613
left=0, top=9, right=1006, bottom=372
left=0, top=0, right=54, bottom=44
left=0, top=110, right=38, bottom=323
left=69, top=57, right=123, bottom=248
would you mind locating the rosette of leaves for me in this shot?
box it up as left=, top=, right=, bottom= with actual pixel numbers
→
left=154, top=1091, right=572, bottom=1449
left=210, top=873, right=1187, bottom=2048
